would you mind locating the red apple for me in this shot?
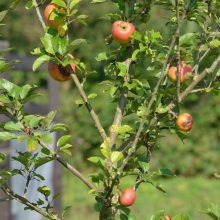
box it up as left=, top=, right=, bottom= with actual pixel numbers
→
left=112, top=21, right=135, bottom=43
left=168, top=61, right=192, bottom=82
left=44, top=3, right=66, bottom=28
left=176, top=113, right=193, bottom=132
left=119, top=188, right=136, bottom=207
left=48, top=54, right=76, bottom=82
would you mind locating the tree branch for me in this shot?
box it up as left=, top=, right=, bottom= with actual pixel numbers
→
left=1, top=186, right=59, bottom=220
left=70, top=72, right=107, bottom=141
left=179, top=54, right=220, bottom=102
left=38, top=139, right=96, bottom=190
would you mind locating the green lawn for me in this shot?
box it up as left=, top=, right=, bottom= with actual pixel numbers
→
left=62, top=171, right=220, bottom=220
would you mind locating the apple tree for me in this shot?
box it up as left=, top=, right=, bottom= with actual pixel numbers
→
left=0, top=0, right=220, bottom=220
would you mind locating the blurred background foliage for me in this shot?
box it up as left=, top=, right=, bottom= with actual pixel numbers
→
left=0, top=0, right=220, bottom=177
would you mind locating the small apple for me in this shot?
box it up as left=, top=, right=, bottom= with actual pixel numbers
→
left=168, top=61, right=192, bottom=82
left=48, top=54, right=76, bottom=82
left=112, top=21, right=135, bottom=43
left=119, top=188, right=136, bottom=207
left=176, top=113, right=193, bottom=132
left=165, top=215, right=171, bottom=220
left=44, top=3, right=66, bottom=28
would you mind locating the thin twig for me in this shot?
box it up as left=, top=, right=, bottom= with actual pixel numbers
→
left=70, top=72, right=107, bottom=141
left=56, top=156, right=95, bottom=190
left=38, top=139, right=95, bottom=190
left=33, top=0, right=46, bottom=29
left=1, top=187, right=59, bottom=220
left=193, top=48, right=211, bottom=74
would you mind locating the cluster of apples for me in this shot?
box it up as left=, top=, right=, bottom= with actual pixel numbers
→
left=44, top=3, right=76, bottom=82
left=44, top=5, right=136, bottom=82
left=168, top=61, right=192, bottom=83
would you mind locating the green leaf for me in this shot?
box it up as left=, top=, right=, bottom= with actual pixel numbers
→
left=20, top=84, right=33, bottom=99
left=61, top=149, right=72, bottom=156
left=50, top=123, right=68, bottom=132
left=41, top=148, right=51, bottom=156
left=40, top=134, right=53, bottom=144
left=57, top=135, right=71, bottom=147
left=95, top=52, right=108, bottom=61
left=37, top=198, right=44, bottom=205
left=116, top=62, right=128, bottom=77
left=40, top=34, right=55, bottom=55
left=62, top=206, right=72, bottom=218
left=37, top=186, right=51, bottom=198
left=150, top=210, right=165, bottom=220
left=4, top=121, right=23, bottom=131
left=0, top=94, right=10, bottom=103
left=111, top=151, right=124, bottom=163
left=25, top=0, right=33, bottom=9
left=70, top=0, right=80, bottom=10
left=0, top=79, right=21, bottom=99
left=35, top=157, right=53, bottom=169
left=75, top=99, right=84, bottom=106
left=100, top=139, right=111, bottom=159
left=52, top=0, right=67, bottom=8
left=209, top=39, right=220, bottom=48
left=156, top=104, right=170, bottom=114
left=204, top=203, right=220, bottom=220
left=180, top=33, right=198, bottom=46
left=131, top=49, right=140, bottom=61
left=137, top=106, right=149, bottom=117
left=0, top=132, right=17, bottom=141
left=88, top=93, right=97, bottom=99
left=110, top=86, right=118, bottom=98
left=0, top=10, right=8, bottom=22
left=76, top=14, right=88, bottom=25
left=158, top=168, right=175, bottom=177
left=87, top=156, right=102, bottom=164
left=60, top=143, right=72, bottom=151
left=41, top=111, right=57, bottom=128
left=137, top=155, right=149, bottom=172
left=0, top=153, right=6, bottom=163
left=27, top=136, right=39, bottom=152
left=34, top=173, right=45, bottom=181
left=68, top=39, right=87, bottom=51
left=23, top=115, right=43, bottom=129
left=173, top=214, right=190, bottom=220
left=112, top=125, right=133, bottom=135
left=33, top=55, right=51, bottom=72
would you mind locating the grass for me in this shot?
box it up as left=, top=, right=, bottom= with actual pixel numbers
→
left=62, top=171, right=220, bottom=220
